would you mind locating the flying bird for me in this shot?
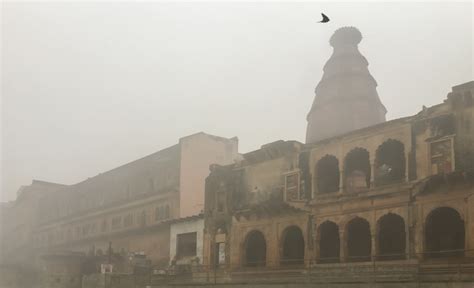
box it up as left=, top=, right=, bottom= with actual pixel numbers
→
left=319, top=13, right=330, bottom=23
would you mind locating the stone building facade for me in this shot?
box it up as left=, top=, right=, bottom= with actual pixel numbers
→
left=204, top=81, right=474, bottom=272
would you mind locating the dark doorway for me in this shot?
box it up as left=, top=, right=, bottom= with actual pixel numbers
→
left=244, top=230, right=266, bottom=267
left=377, top=213, right=406, bottom=260
left=319, top=221, right=340, bottom=263
left=425, top=207, right=465, bottom=258
left=375, top=140, right=405, bottom=185
left=316, top=155, right=340, bottom=194
left=281, top=226, right=305, bottom=265
left=347, top=217, right=371, bottom=262
left=176, top=232, right=197, bottom=259
left=344, top=148, right=371, bottom=192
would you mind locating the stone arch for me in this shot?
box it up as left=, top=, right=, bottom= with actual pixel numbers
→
left=377, top=213, right=406, bottom=260
left=316, top=155, right=340, bottom=194
left=318, top=221, right=340, bottom=263
left=344, top=148, right=371, bottom=192
left=280, top=225, right=305, bottom=265
left=346, top=217, right=371, bottom=262
left=425, top=203, right=465, bottom=222
left=244, top=230, right=267, bottom=267
left=374, top=139, right=405, bottom=185
left=425, top=207, right=465, bottom=258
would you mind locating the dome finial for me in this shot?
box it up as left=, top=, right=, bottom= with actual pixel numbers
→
left=329, top=26, right=362, bottom=47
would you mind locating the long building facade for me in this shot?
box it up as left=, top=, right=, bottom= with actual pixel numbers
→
left=0, top=132, right=239, bottom=286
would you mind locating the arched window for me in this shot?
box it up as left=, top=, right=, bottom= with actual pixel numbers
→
left=281, top=226, right=305, bottom=265
left=375, top=139, right=405, bottom=185
left=155, top=207, right=161, bottom=221
left=377, top=213, right=405, bottom=260
left=316, top=155, right=340, bottom=194
left=344, top=148, right=371, bottom=192
left=425, top=207, right=465, bottom=258
left=318, top=221, right=340, bottom=263
left=346, top=217, right=371, bottom=262
left=244, top=230, right=266, bottom=267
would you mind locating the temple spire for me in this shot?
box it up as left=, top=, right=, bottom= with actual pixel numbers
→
left=306, top=27, right=387, bottom=144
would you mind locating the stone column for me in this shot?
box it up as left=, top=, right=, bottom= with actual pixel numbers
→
left=414, top=216, right=424, bottom=261
left=371, top=232, right=377, bottom=261
left=370, top=220, right=377, bottom=261
left=339, top=170, right=345, bottom=194
left=405, top=210, right=411, bottom=259
left=269, top=225, right=279, bottom=268
left=314, top=224, right=320, bottom=263
left=339, top=230, right=346, bottom=262
left=370, top=161, right=376, bottom=188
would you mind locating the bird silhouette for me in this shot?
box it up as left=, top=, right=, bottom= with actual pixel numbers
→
left=319, top=13, right=330, bottom=23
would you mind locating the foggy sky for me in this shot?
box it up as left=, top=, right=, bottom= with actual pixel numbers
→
left=1, top=2, right=473, bottom=201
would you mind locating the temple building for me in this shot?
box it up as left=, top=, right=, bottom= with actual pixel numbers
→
left=203, top=28, right=474, bottom=283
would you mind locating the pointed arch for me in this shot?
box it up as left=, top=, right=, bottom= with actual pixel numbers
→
left=425, top=207, right=465, bottom=258
left=375, top=139, right=405, bottom=185
left=316, top=155, right=340, bottom=194
left=318, top=221, right=340, bottom=263
left=244, top=230, right=266, bottom=267
left=281, top=226, right=305, bottom=265
left=344, top=148, right=371, bottom=192
left=346, top=217, right=371, bottom=262
left=377, top=213, right=405, bottom=260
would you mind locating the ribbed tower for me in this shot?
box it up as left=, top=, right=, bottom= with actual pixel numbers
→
left=306, top=27, right=387, bottom=143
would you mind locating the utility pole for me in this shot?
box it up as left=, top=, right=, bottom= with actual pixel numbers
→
left=104, top=241, right=112, bottom=288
